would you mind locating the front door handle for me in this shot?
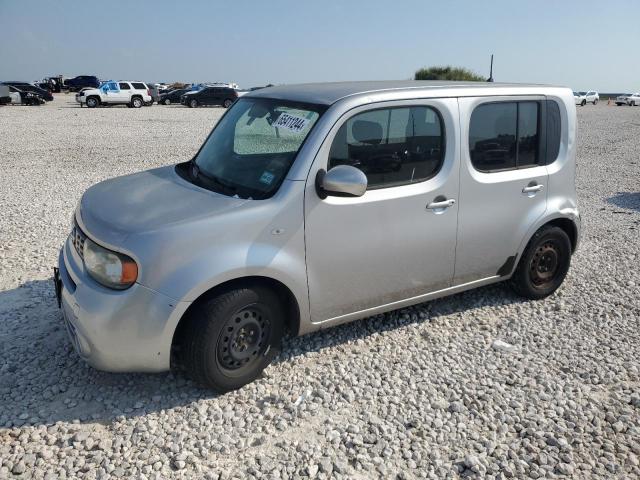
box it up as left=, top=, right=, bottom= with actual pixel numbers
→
left=522, top=184, right=544, bottom=193
left=427, top=198, right=456, bottom=210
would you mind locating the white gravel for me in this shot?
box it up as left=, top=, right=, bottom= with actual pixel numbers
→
left=0, top=96, right=639, bottom=479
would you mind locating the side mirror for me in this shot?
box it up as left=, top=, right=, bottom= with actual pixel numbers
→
left=315, top=165, right=367, bottom=199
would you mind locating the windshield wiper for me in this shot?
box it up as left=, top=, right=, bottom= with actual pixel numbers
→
left=189, top=160, right=237, bottom=194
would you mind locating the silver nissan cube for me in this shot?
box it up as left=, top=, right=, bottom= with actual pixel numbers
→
left=55, top=81, right=580, bottom=391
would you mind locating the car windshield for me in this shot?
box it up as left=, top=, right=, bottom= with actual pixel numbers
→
left=579, top=92, right=586, bottom=95
left=190, top=97, right=325, bottom=199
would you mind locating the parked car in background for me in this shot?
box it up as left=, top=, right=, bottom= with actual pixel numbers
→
left=1, top=82, right=53, bottom=101
left=625, top=92, right=640, bottom=106
left=573, top=91, right=586, bottom=106
left=64, top=75, right=100, bottom=92
left=55, top=81, right=580, bottom=391
left=615, top=94, right=631, bottom=106
left=7, top=85, right=45, bottom=105
left=0, top=84, right=10, bottom=105
left=159, top=88, right=188, bottom=105
left=76, top=81, right=152, bottom=108
left=180, top=86, right=238, bottom=108
left=583, top=91, right=599, bottom=105
left=145, top=84, right=160, bottom=106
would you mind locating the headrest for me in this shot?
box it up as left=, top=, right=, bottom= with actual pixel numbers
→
left=352, top=120, right=383, bottom=145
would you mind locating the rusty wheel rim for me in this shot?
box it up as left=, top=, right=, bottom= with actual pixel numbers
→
left=529, top=241, right=560, bottom=288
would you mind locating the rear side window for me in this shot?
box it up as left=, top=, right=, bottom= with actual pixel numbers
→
left=546, top=100, right=561, bottom=164
left=118, top=82, right=131, bottom=90
left=131, top=83, right=146, bottom=90
left=469, top=101, right=541, bottom=172
left=329, top=106, right=445, bottom=189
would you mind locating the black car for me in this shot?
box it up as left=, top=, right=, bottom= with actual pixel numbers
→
left=7, top=85, right=45, bottom=105
left=1, top=82, right=53, bottom=101
left=159, top=88, right=188, bottom=105
left=64, top=75, right=100, bottom=92
left=180, top=87, right=238, bottom=108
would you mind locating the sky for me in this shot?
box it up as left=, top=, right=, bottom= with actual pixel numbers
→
left=1, top=0, right=638, bottom=92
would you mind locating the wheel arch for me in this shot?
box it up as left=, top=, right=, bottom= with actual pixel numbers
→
left=508, top=214, right=580, bottom=277
left=170, top=275, right=301, bottom=367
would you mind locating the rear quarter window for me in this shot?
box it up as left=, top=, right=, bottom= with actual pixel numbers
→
left=131, top=83, right=146, bottom=90
left=546, top=100, right=561, bottom=164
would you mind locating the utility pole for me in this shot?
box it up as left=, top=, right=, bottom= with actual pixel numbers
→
left=487, top=54, right=494, bottom=82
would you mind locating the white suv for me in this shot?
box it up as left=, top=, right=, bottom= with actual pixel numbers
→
left=76, top=81, right=152, bottom=108
left=583, top=91, right=599, bottom=105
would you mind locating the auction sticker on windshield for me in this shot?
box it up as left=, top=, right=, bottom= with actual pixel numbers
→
left=273, top=113, right=310, bottom=133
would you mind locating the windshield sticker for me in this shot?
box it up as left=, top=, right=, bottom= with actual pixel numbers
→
left=259, top=171, right=275, bottom=185
left=273, top=113, right=310, bottom=133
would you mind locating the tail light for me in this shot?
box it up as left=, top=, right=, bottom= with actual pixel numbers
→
left=147, top=89, right=151, bottom=96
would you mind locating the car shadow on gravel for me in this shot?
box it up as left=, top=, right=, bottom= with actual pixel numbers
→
left=607, top=192, right=640, bottom=213
left=0, top=277, right=526, bottom=429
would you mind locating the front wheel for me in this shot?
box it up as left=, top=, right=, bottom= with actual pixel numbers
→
left=581, top=100, right=586, bottom=106
left=86, top=96, right=99, bottom=108
left=510, top=225, right=572, bottom=300
left=189, top=99, right=198, bottom=108
left=632, top=101, right=637, bottom=107
left=180, top=285, right=284, bottom=392
left=223, top=98, right=233, bottom=108
left=593, top=99, right=598, bottom=105
left=163, top=99, right=171, bottom=105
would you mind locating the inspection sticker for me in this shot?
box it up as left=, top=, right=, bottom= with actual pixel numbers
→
left=259, top=171, right=275, bottom=185
left=273, top=113, right=310, bottom=133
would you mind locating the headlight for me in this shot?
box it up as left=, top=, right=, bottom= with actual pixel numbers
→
left=83, top=238, right=138, bottom=289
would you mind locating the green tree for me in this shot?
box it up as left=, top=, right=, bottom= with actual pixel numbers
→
left=414, top=66, right=485, bottom=81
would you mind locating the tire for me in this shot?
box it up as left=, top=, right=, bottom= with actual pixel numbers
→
left=510, top=225, right=572, bottom=300
left=593, top=99, right=598, bottom=105
left=86, top=96, right=99, bottom=108
left=181, top=284, right=284, bottom=392
left=632, top=101, right=637, bottom=107
left=189, top=99, right=198, bottom=108
left=581, top=100, right=586, bottom=106
left=223, top=98, right=233, bottom=108
left=131, top=97, right=143, bottom=108
left=163, top=99, right=170, bottom=105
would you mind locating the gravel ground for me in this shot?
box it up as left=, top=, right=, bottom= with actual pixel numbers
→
left=0, top=96, right=639, bottom=479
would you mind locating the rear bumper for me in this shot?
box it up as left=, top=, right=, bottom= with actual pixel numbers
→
left=56, top=238, right=190, bottom=372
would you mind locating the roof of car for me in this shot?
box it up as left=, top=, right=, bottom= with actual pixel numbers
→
left=245, top=80, right=566, bottom=106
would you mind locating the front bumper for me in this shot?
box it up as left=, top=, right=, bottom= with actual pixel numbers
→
left=56, top=236, right=189, bottom=372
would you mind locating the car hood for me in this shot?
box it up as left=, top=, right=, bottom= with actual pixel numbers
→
left=79, top=165, right=250, bottom=245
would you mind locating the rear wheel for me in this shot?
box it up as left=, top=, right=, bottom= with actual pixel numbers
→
left=223, top=98, right=233, bottom=108
left=189, top=99, right=198, bottom=108
left=180, top=284, right=284, bottom=392
left=131, top=97, right=143, bottom=108
left=510, top=226, right=571, bottom=300
left=593, top=99, right=598, bottom=105
left=632, top=101, right=637, bottom=107
left=581, top=99, right=586, bottom=106
left=86, top=96, right=99, bottom=108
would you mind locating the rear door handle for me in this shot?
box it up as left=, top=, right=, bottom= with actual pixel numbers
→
left=522, top=184, right=544, bottom=193
left=427, top=198, right=456, bottom=210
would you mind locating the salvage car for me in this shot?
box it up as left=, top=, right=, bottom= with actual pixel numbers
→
left=625, top=92, right=640, bottom=106
left=1, top=81, right=53, bottom=101
left=76, top=81, right=152, bottom=108
left=181, top=86, right=238, bottom=108
left=64, top=75, right=100, bottom=92
left=55, top=81, right=580, bottom=391
left=7, top=85, right=45, bottom=105
left=159, top=88, right=188, bottom=105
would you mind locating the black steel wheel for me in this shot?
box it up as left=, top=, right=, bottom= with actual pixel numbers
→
left=510, top=225, right=572, bottom=299
left=180, top=284, right=285, bottom=392
left=216, top=305, right=271, bottom=375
